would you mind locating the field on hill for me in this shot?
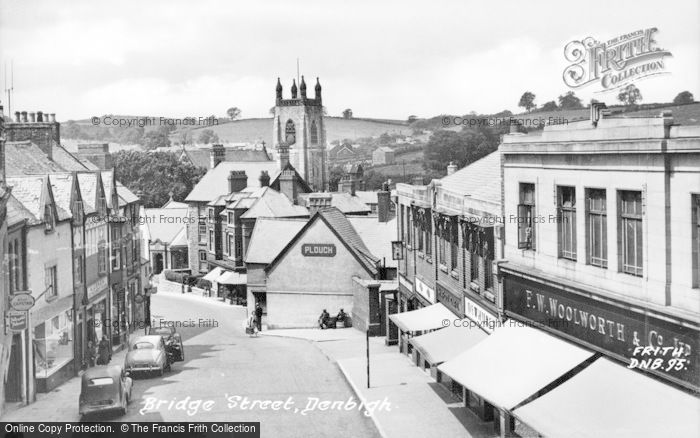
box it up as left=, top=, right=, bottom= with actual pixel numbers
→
left=176, top=117, right=411, bottom=145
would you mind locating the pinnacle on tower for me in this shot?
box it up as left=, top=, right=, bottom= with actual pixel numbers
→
left=276, top=77, right=283, bottom=100
left=315, top=77, right=322, bottom=100
left=291, top=79, right=298, bottom=99
left=300, top=75, right=307, bottom=98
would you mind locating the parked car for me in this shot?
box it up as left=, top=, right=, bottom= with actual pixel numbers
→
left=79, top=365, right=132, bottom=418
left=148, top=325, right=184, bottom=361
left=124, top=335, right=170, bottom=377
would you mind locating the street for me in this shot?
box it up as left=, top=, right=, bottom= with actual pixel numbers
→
left=2, top=293, right=380, bottom=438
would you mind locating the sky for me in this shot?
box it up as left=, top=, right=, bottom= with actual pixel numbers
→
left=0, top=0, right=698, bottom=121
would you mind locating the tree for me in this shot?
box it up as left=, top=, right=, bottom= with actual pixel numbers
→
left=342, top=108, right=353, bottom=119
left=518, top=92, right=536, bottom=112
left=540, top=101, right=558, bottom=111
left=141, top=131, right=171, bottom=150
left=198, top=129, right=219, bottom=145
left=226, top=107, right=241, bottom=120
left=179, top=129, right=193, bottom=146
left=117, top=126, right=144, bottom=145
left=617, top=84, right=642, bottom=106
left=673, top=91, right=695, bottom=105
left=423, top=129, right=493, bottom=172
left=379, top=133, right=392, bottom=144
left=558, top=91, right=583, bottom=109
left=328, top=166, right=346, bottom=192
left=113, top=150, right=207, bottom=208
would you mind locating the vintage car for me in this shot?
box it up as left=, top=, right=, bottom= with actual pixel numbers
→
left=124, top=335, right=170, bottom=376
left=79, top=365, right=132, bottom=418
left=147, top=325, right=184, bottom=361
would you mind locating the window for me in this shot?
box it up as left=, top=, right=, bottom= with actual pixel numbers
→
left=310, top=121, right=318, bottom=144
left=484, top=257, right=493, bottom=290
left=98, top=241, right=107, bottom=273
left=208, top=208, right=214, bottom=223
left=235, top=236, right=243, bottom=260
left=438, top=225, right=446, bottom=265
left=208, top=230, right=214, bottom=252
left=73, top=200, right=83, bottom=223
left=450, top=219, right=458, bottom=271
left=619, top=190, right=643, bottom=276
left=406, top=209, right=412, bottom=246
left=33, top=310, right=73, bottom=378
left=692, top=195, right=699, bottom=287
left=227, top=212, right=234, bottom=225
left=417, top=219, right=424, bottom=251
left=98, top=196, right=106, bottom=215
left=9, top=238, right=24, bottom=293
left=517, top=183, right=535, bottom=249
left=198, top=222, right=207, bottom=244
left=74, top=255, right=83, bottom=284
left=44, top=205, right=55, bottom=232
left=45, top=265, right=58, bottom=299
left=285, top=120, right=296, bottom=144
left=199, top=251, right=207, bottom=261
left=424, top=218, right=432, bottom=256
left=112, top=246, right=121, bottom=271
left=226, top=233, right=232, bottom=256
left=586, top=189, right=607, bottom=268
left=558, top=186, right=577, bottom=260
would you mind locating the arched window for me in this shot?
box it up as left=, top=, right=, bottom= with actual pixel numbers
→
left=285, top=119, right=296, bottom=144
left=310, top=120, right=318, bottom=144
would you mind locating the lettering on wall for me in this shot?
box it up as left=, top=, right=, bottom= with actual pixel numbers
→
left=301, top=243, right=336, bottom=257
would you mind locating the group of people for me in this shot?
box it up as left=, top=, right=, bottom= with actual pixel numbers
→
left=318, top=308, right=347, bottom=329
left=83, top=335, right=112, bottom=369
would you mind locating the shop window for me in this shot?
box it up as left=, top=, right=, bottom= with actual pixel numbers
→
left=619, top=190, right=643, bottom=276
left=33, top=310, right=74, bottom=378
left=692, top=195, right=700, bottom=288
left=557, top=186, right=577, bottom=260
left=517, top=183, right=535, bottom=250
left=586, top=188, right=608, bottom=268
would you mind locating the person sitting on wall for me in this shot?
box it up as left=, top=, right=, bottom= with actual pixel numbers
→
left=336, top=309, right=347, bottom=323
left=319, top=309, right=330, bottom=329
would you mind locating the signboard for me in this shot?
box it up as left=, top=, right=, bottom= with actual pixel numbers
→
left=391, top=241, right=403, bottom=260
left=134, top=294, right=144, bottom=304
left=436, top=284, right=462, bottom=316
left=504, top=274, right=699, bottom=390
left=301, top=243, right=336, bottom=257
left=415, top=277, right=435, bottom=304
left=10, top=293, right=35, bottom=311
left=464, top=297, right=500, bottom=333
left=7, top=311, right=28, bottom=332
left=87, top=276, right=109, bottom=299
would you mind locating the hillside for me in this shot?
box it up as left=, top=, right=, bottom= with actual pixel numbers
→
left=177, top=117, right=411, bottom=145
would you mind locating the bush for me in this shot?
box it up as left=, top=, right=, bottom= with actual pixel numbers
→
left=196, top=278, right=212, bottom=290
left=163, top=270, right=187, bottom=283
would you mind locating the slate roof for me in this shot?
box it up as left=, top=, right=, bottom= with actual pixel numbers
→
left=348, top=216, right=398, bottom=268
left=5, top=141, right=64, bottom=175
left=245, top=218, right=307, bottom=264
left=6, top=175, right=48, bottom=223
left=439, top=151, right=501, bottom=204
left=51, top=144, right=90, bottom=171
left=162, top=199, right=188, bottom=209
left=100, top=171, right=116, bottom=209
left=170, top=227, right=188, bottom=247
left=6, top=193, right=34, bottom=226
left=185, top=161, right=280, bottom=203
left=144, top=207, right=189, bottom=245
left=240, top=187, right=309, bottom=219
left=77, top=173, right=99, bottom=214
left=183, top=147, right=271, bottom=168
left=49, top=173, right=76, bottom=221
left=117, top=183, right=140, bottom=205
left=355, top=190, right=379, bottom=205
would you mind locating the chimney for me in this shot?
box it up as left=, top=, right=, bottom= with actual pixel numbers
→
left=280, top=169, right=297, bottom=204
left=308, top=193, right=332, bottom=215
left=77, top=143, right=113, bottom=169
left=590, top=101, right=608, bottom=127
left=227, top=170, right=247, bottom=193
left=259, top=170, right=270, bottom=187
left=277, top=143, right=289, bottom=169
left=338, top=175, right=356, bottom=196
left=377, top=189, right=391, bottom=223
left=447, top=161, right=457, bottom=175
left=509, top=118, right=520, bottom=134
left=49, top=113, right=56, bottom=123
left=37, top=111, right=44, bottom=122
left=29, top=112, right=36, bottom=123
left=210, top=144, right=225, bottom=168
left=14, top=111, right=20, bottom=122
left=21, top=111, right=27, bottom=122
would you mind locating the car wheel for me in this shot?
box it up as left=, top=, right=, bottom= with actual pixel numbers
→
left=158, top=366, right=164, bottom=377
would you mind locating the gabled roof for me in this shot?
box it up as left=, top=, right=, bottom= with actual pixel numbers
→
left=49, top=173, right=78, bottom=221
left=117, top=182, right=140, bottom=205
left=375, top=146, right=394, bottom=153
left=170, top=227, right=188, bottom=247
left=185, top=161, right=280, bottom=203
left=162, top=199, right=188, bottom=209
left=269, top=162, right=313, bottom=194
left=5, top=141, right=64, bottom=175
left=245, top=218, right=307, bottom=264
left=348, top=216, right=398, bottom=268
left=7, top=193, right=34, bottom=226
left=240, top=187, right=309, bottom=219
left=100, top=171, right=116, bottom=210
left=144, top=207, right=189, bottom=245
left=439, top=151, right=501, bottom=205
left=266, top=207, right=380, bottom=276
left=6, top=175, right=57, bottom=224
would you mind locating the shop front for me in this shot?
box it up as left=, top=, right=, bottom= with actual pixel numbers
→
left=85, top=276, right=109, bottom=348
left=32, top=306, right=75, bottom=393
left=110, top=285, right=127, bottom=349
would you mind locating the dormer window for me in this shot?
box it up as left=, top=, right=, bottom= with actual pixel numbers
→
left=44, top=204, right=55, bottom=232
left=98, top=196, right=107, bottom=216
left=73, top=200, right=83, bottom=223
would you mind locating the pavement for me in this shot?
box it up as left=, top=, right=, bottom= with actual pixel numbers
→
left=262, top=328, right=498, bottom=438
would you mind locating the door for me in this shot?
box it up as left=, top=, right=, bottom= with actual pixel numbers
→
left=5, top=335, right=22, bottom=401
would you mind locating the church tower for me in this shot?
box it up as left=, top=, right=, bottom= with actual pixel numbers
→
left=272, top=76, right=327, bottom=191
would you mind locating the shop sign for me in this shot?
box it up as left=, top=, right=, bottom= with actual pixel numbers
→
left=415, top=277, right=435, bottom=304
left=134, top=294, right=144, bottom=304
left=7, top=311, right=28, bottom=332
left=301, top=243, right=336, bottom=257
left=10, top=293, right=35, bottom=311
left=504, top=274, right=699, bottom=389
left=391, top=241, right=403, bottom=260
left=436, top=284, right=462, bottom=316
left=87, top=276, right=109, bottom=299
left=464, top=297, right=500, bottom=333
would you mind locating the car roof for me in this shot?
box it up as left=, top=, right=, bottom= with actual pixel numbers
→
left=130, top=335, right=163, bottom=344
left=82, top=365, right=123, bottom=380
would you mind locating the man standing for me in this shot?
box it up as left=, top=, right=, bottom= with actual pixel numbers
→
left=255, top=303, right=263, bottom=331
left=97, top=335, right=111, bottom=365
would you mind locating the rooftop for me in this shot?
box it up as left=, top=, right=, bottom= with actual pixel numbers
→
left=245, top=218, right=308, bottom=264
left=185, top=161, right=280, bottom=203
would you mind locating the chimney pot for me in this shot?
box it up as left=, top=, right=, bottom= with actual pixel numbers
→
left=259, top=170, right=271, bottom=187
left=37, top=111, right=44, bottom=122
left=14, top=111, right=20, bottom=122
left=49, top=113, right=56, bottom=123
left=308, top=193, right=333, bottom=215
left=21, top=111, right=28, bottom=122
left=377, top=190, right=391, bottom=223
left=447, top=161, right=457, bottom=176
left=29, top=112, right=36, bottom=123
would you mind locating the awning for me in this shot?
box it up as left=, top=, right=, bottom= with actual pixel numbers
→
left=202, top=267, right=224, bottom=282
left=409, top=325, right=487, bottom=365
left=217, top=271, right=247, bottom=285
left=389, top=303, right=456, bottom=332
left=437, top=324, right=594, bottom=409
left=513, top=358, right=700, bottom=438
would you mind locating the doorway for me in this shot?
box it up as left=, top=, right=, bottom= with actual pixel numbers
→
left=5, top=334, right=23, bottom=402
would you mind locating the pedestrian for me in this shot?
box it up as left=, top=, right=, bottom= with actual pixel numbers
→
left=318, top=309, right=330, bottom=329
left=96, top=335, right=111, bottom=365
left=255, top=303, right=263, bottom=331
left=86, top=340, right=96, bottom=368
